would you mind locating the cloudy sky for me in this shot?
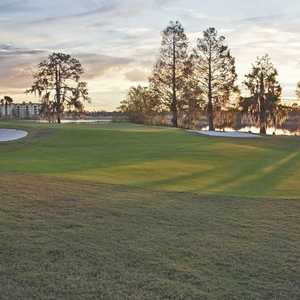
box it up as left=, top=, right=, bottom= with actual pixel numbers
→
left=1, top=0, right=300, bottom=110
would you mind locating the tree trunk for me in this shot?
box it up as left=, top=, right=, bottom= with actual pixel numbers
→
left=207, top=100, right=214, bottom=131
left=208, top=46, right=214, bottom=131
left=259, top=73, right=266, bottom=135
left=259, top=110, right=267, bottom=134
left=55, top=66, right=62, bottom=124
left=260, top=124, right=266, bottom=135
left=4, top=102, right=7, bottom=119
left=188, top=99, right=193, bottom=129
left=171, top=35, right=178, bottom=128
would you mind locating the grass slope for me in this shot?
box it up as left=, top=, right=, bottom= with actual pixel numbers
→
left=0, top=122, right=300, bottom=299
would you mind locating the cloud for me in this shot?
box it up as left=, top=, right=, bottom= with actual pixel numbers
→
left=0, top=43, right=44, bottom=56
left=237, top=14, right=285, bottom=24
left=0, top=1, right=37, bottom=13
left=77, top=53, right=134, bottom=79
left=0, top=45, right=135, bottom=88
left=125, top=68, right=149, bottom=82
left=27, top=1, right=121, bottom=25
left=0, top=44, right=46, bottom=91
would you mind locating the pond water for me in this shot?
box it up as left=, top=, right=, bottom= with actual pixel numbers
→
left=37, top=119, right=112, bottom=124
left=201, top=126, right=300, bottom=136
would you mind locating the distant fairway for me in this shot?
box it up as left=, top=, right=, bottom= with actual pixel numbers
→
left=0, top=122, right=299, bottom=299
left=1, top=121, right=300, bottom=198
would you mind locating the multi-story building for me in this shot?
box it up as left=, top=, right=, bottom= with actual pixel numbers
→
left=0, top=102, right=41, bottom=119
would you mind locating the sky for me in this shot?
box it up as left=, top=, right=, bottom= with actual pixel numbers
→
left=1, top=0, right=300, bottom=110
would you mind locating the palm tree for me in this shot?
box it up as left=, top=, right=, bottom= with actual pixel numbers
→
left=0, top=96, right=13, bottom=119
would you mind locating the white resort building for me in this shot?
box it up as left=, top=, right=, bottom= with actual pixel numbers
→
left=0, top=102, right=41, bottom=119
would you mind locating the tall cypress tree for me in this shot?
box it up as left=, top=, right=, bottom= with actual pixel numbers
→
left=241, top=54, right=282, bottom=134
left=192, top=27, right=237, bottom=131
left=150, top=21, right=188, bottom=127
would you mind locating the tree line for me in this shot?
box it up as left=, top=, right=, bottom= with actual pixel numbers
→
left=120, top=21, right=296, bottom=134
left=1, top=21, right=298, bottom=129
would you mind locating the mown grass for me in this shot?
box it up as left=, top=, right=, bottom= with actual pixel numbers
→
left=1, top=174, right=299, bottom=299
left=0, top=122, right=300, bottom=299
left=1, top=121, right=300, bottom=198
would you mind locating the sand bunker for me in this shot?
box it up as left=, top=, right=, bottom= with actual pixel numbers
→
left=0, top=129, right=28, bottom=142
left=187, top=130, right=262, bottom=139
